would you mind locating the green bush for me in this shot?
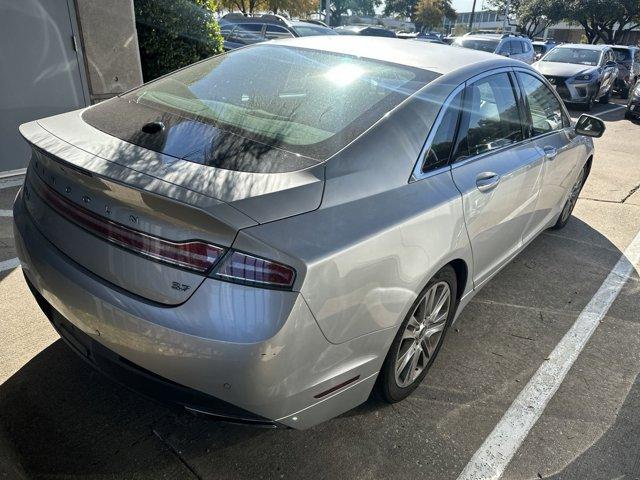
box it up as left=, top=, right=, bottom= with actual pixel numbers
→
left=134, top=0, right=224, bottom=81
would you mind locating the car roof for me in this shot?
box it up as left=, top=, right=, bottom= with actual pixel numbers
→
left=270, top=35, right=517, bottom=75
left=555, top=43, right=610, bottom=50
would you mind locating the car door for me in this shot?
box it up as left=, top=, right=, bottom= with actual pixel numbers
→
left=450, top=70, right=544, bottom=287
left=599, top=50, right=617, bottom=95
left=515, top=70, right=580, bottom=240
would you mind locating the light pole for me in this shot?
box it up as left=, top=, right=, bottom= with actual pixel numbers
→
left=468, top=0, right=477, bottom=31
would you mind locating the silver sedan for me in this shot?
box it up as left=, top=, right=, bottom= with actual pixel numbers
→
left=13, top=36, right=604, bottom=429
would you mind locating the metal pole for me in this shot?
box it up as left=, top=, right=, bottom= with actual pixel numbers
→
left=324, top=0, right=331, bottom=26
left=468, top=0, right=477, bottom=32
left=503, top=0, right=510, bottom=31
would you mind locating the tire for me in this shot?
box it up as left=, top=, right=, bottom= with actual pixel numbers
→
left=626, top=109, right=633, bottom=120
left=552, top=165, right=587, bottom=230
left=584, top=94, right=595, bottom=111
left=375, top=265, right=458, bottom=403
left=620, top=87, right=630, bottom=100
left=599, top=90, right=610, bottom=104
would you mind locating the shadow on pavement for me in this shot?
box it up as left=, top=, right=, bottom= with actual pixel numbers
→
left=0, top=213, right=638, bottom=479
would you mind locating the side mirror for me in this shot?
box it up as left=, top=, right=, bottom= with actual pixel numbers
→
left=575, top=114, right=605, bottom=138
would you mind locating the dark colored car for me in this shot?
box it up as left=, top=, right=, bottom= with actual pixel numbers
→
left=334, top=25, right=397, bottom=38
left=625, top=79, right=640, bottom=120
left=220, top=14, right=337, bottom=50
left=612, top=46, right=640, bottom=98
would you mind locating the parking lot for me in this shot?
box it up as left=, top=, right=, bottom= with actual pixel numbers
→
left=1, top=99, right=639, bottom=480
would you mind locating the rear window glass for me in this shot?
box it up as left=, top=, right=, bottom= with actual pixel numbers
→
left=613, top=48, right=632, bottom=61
left=124, top=44, right=438, bottom=160
left=454, top=38, right=499, bottom=53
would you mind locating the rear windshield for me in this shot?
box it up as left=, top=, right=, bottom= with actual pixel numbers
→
left=613, top=48, right=631, bottom=61
left=124, top=45, right=437, bottom=160
left=543, top=48, right=601, bottom=66
left=454, top=38, right=499, bottom=53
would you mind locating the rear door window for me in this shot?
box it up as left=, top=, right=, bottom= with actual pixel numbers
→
left=231, top=24, right=264, bottom=45
left=421, top=90, right=463, bottom=172
left=454, top=72, right=524, bottom=160
left=265, top=25, right=293, bottom=40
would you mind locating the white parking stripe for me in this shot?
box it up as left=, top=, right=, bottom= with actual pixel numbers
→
left=594, top=104, right=626, bottom=116
left=0, top=210, right=12, bottom=217
left=0, top=258, right=20, bottom=273
left=457, top=228, right=640, bottom=480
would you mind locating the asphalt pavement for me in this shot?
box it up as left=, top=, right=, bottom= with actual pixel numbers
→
left=1, top=100, right=639, bottom=480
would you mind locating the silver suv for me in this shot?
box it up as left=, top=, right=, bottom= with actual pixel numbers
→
left=454, top=32, right=535, bottom=64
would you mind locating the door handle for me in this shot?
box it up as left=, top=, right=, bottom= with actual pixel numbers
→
left=475, top=172, right=501, bottom=192
left=543, top=145, right=558, bottom=160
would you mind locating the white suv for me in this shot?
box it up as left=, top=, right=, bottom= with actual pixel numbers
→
left=454, top=33, right=535, bottom=64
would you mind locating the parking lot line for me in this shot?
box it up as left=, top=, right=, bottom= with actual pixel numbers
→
left=457, top=227, right=640, bottom=480
left=0, top=258, right=20, bottom=273
left=593, top=104, right=626, bottom=116
left=0, top=177, right=23, bottom=190
left=0, top=209, right=12, bottom=217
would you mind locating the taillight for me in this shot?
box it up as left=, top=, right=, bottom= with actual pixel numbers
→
left=214, top=251, right=296, bottom=289
left=39, top=183, right=224, bottom=273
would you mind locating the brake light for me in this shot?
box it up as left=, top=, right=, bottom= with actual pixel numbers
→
left=40, top=183, right=224, bottom=273
left=214, top=251, right=296, bottom=288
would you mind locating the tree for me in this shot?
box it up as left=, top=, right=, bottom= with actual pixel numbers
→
left=329, top=0, right=382, bottom=25
left=564, top=0, right=640, bottom=44
left=384, top=0, right=455, bottom=30
left=488, top=0, right=564, bottom=38
left=219, top=0, right=263, bottom=14
left=415, top=0, right=456, bottom=30
left=134, top=0, right=224, bottom=81
left=265, top=0, right=318, bottom=16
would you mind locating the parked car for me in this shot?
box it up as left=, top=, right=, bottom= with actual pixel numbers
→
left=533, top=43, right=618, bottom=110
left=334, top=25, right=397, bottom=37
left=625, top=79, right=640, bottom=119
left=532, top=40, right=558, bottom=61
left=611, top=45, right=640, bottom=98
left=453, top=33, right=535, bottom=64
left=220, top=13, right=336, bottom=50
left=14, top=36, right=604, bottom=429
left=443, top=35, right=458, bottom=45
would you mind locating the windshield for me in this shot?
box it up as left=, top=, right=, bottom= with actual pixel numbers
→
left=124, top=45, right=438, bottom=159
left=613, top=48, right=631, bottom=62
left=543, top=48, right=601, bottom=66
left=454, top=38, right=499, bottom=53
left=294, top=25, right=337, bottom=37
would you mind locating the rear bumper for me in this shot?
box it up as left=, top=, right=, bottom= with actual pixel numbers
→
left=13, top=190, right=387, bottom=429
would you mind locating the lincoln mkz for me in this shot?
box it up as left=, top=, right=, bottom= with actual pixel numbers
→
left=14, top=37, right=604, bottom=428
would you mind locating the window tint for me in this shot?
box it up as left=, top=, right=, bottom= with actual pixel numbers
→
left=454, top=73, right=523, bottom=160
left=422, top=90, right=463, bottom=172
left=265, top=25, right=293, bottom=40
left=497, top=41, right=509, bottom=54
left=232, top=24, right=264, bottom=44
left=518, top=73, right=566, bottom=135
left=522, top=41, right=531, bottom=53
left=510, top=40, right=523, bottom=54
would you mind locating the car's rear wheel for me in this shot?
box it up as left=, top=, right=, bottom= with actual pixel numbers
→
left=375, top=265, right=457, bottom=403
left=620, top=87, right=630, bottom=99
left=599, top=90, right=610, bottom=104
left=552, top=165, right=587, bottom=230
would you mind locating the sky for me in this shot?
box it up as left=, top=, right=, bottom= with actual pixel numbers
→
left=377, top=0, right=485, bottom=15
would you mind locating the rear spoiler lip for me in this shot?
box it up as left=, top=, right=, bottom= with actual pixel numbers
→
left=18, top=118, right=259, bottom=230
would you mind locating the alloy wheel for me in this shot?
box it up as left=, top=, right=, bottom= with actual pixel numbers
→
left=560, top=169, right=585, bottom=223
left=394, top=281, right=451, bottom=388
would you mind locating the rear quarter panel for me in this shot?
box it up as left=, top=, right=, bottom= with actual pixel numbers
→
left=234, top=83, right=473, bottom=344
